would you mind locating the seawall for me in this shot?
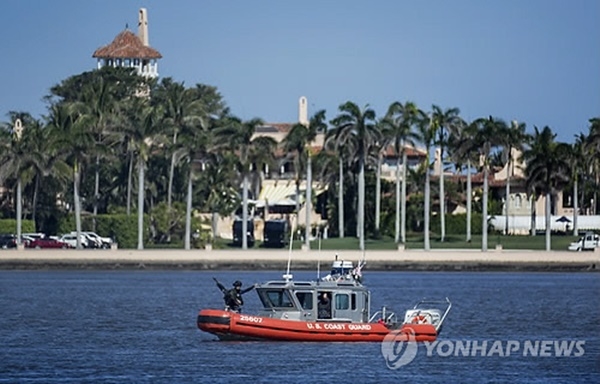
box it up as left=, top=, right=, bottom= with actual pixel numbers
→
left=0, top=249, right=598, bottom=272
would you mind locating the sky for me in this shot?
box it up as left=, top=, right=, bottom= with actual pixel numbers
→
left=0, top=0, right=598, bottom=143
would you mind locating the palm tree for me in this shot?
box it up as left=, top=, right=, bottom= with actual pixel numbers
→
left=330, top=102, right=378, bottom=251
left=380, top=101, right=420, bottom=243
left=569, top=134, right=587, bottom=236
left=47, top=103, right=94, bottom=249
left=0, top=117, right=24, bottom=243
left=215, top=117, right=274, bottom=250
left=500, top=120, right=526, bottom=234
left=587, top=117, right=600, bottom=215
left=282, top=110, right=327, bottom=248
left=166, top=84, right=227, bottom=249
left=523, top=126, right=570, bottom=251
left=78, top=73, right=117, bottom=227
left=470, top=116, right=505, bottom=251
left=0, top=113, right=52, bottom=240
left=432, top=105, right=461, bottom=242
left=415, top=110, right=436, bottom=250
left=177, top=116, right=215, bottom=250
left=153, top=79, right=203, bottom=237
left=120, top=97, right=165, bottom=249
left=316, top=132, right=352, bottom=238
left=49, top=67, right=142, bottom=219
left=323, top=124, right=353, bottom=239
left=448, top=119, right=478, bottom=242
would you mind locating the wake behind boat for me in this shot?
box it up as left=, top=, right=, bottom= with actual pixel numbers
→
left=197, top=256, right=451, bottom=342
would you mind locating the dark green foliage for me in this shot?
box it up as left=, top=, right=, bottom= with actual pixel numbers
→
left=0, top=219, right=35, bottom=234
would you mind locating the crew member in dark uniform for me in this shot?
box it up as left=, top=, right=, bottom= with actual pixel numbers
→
left=213, top=278, right=255, bottom=312
left=318, top=292, right=331, bottom=319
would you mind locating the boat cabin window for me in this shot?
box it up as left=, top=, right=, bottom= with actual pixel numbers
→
left=351, top=293, right=356, bottom=310
left=259, top=289, right=294, bottom=308
left=295, top=292, right=313, bottom=310
left=335, top=293, right=350, bottom=310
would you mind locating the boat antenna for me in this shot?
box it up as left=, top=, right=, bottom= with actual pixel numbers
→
left=316, top=228, right=322, bottom=280
left=283, top=213, right=295, bottom=282
left=317, top=258, right=320, bottom=281
left=360, top=247, right=367, bottom=269
left=318, top=227, right=322, bottom=252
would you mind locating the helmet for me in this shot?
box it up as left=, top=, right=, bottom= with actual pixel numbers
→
left=233, top=280, right=242, bottom=287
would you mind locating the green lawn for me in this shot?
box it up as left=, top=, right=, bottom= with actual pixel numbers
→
left=211, top=234, right=580, bottom=251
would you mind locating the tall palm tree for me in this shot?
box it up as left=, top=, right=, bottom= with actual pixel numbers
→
left=120, top=97, right=165, bottom=249
left=215, top=117, right=274, bottom=249
left=330, top=102, right=378, bottom=251
left=78, top=73, right=117, bottom=227
left=523, top=126, right=570, bottom=251
left=153, top=79, right=203, bottom=233
left=317, top=132, right=353, bottom=238
left=0, top=113, right=52, bottom=239
left=569, top=134, right=587, bottom=236
left=432, top=105, right=461, bottom=242
left=415, top=109, right=436, bottom=250
left=167, top=85, right=227, bottom=249
left=448, top=119, right=477, bottom=242
left=282, top=110, right=327, bottom=248
left=47, top=103, right=94, bottom=249
left=469, top=116, right=506, bottom=251
left=323, top=123, right=353, bottom=239
left=500, top=120, right=526, bottom=234
left=587, top=117, right=600, bottom=215
left=49, top=67, right=142, bottom=219
left=380, top=101, right=419, bottom=243
left=177, top=116, right=215, bottom=249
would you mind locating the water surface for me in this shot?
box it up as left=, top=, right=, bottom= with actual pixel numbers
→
left=0, top=270, right=598, bottom=383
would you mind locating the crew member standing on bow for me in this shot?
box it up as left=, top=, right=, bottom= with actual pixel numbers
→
left=213, top=278, right=255, bottom=312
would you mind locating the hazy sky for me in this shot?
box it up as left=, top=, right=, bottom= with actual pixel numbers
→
left=1, top=0, right=598, bottom=142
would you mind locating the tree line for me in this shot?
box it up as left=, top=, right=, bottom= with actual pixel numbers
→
left=0, top=67, right=598, bottom=250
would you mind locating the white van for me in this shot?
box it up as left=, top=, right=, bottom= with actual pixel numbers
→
left=568, top=232, right=600, bottom=251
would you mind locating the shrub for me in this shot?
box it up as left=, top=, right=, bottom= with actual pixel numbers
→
left=0, top=219, right=36, bottom=234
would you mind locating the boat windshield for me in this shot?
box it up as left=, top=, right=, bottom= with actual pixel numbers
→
left=258, top=289, right=295, bottom=309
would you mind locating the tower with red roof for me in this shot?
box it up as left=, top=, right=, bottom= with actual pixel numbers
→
left=92, top=8, right=162, bottom=78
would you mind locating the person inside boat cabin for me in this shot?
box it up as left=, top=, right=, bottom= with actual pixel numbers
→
left=213, top=278, right=255, bottom=312
left=318, top=292, right=332, bottom=319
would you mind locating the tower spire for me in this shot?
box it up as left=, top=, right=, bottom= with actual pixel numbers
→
left=138, top=8, right=149, bottom=46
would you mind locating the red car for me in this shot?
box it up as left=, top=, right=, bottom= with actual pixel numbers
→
left=26, top=238, right=72, bottom=249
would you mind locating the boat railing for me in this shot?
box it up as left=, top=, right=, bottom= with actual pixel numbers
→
left=369, top=306, right=397, bottom=324
left=411, top=297, right=452, bottom=332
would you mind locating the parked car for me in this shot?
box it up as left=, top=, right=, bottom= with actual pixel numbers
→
left=0, top=234, right=17, bottom=249
left=75, top=231, right=113, bottom=249
left=568, top=232, right=600, bottom=251
left=20, top=235, right=36, bottom=247
left=26, top=237, right=71, bottom=249
left=60, top=234, right=90, bottom=249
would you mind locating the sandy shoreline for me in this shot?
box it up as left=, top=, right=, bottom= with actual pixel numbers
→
left=0, top=248, right=598, bottom=271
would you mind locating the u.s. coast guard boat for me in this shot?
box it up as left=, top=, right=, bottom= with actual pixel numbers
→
left=197, top=256, right=451, bottom=342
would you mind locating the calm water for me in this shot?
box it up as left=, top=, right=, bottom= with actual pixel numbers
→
left=0, top=270, right=598, bottom=383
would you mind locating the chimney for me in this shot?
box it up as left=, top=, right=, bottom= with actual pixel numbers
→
left=138, top=8, right=149, bottom=46
left=298, top=96, right=308, bottom=126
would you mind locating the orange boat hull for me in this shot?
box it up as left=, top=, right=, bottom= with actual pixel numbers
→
left=197, top=309, right=437, bottom=342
